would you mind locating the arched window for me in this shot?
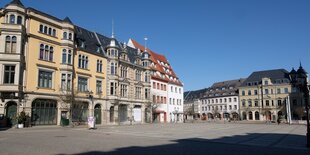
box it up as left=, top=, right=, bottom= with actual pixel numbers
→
left=48, top=28, right=52, bottom=35
left=52, top=29, right=56, bottom=36
left=5, top=36, right=11, bottom=53
left=49, top=47, right=53, bottom=61
left=111, top=63, right=115, bottom=75
left=11, top=36, right=17, bottom=53
left=81, top=55, right=85, bottom=68
left=44, top=26, right=48, bottom=34
left=68, top=50, right=72, bottom=64
left=17, top=16, right=22, bottom=24
left=78, top=55, right=82, bottom=68
left=249, top=111, right=253, bottom=120
left=68, top=33, right=72, bottom=40
left=85, top=57, right=88, bottom=69
left=63, top=32, right=67, bottom=39
left=62, top=49, right=67, bottom=64
left=44, top=45, right=49, bottom=60
left=10, top=14, right=15, bottom=24
left=255, top=111, right=260, bottom=120
left=39, top=44, right=44, bottom=59
left=39, top=25, right=44, bottom=32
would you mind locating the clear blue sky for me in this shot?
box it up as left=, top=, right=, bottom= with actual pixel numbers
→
left=2, top=0, right=310, bottom=91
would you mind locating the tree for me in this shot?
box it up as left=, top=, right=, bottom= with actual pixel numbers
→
left=58, top=87, right=78, bottom=126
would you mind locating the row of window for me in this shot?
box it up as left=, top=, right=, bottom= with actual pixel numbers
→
left=241, top=99, right=285, bottom=107
left=201, top=97, right=238, bottom=104
left=113, top=83, right=150, bottom=99
left=5, top=14, right=23, bottom=25
left=153, top=82, right=167, bottom=91
left=39, top=24, right=57, bottom=37
left=37, top=69, right=104, bottom=93
left=246, top=79, right=290, bottom=86
left=169, top=98, right=183, bottom=106
left=202, top=105, right=238, bottom=111
left=153, top=95, right=167, bottom=104
left=241, top=88, right=289, bottom=96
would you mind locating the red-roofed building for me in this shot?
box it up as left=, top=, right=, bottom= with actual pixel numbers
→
left=128, top=39, right=184, bottom=123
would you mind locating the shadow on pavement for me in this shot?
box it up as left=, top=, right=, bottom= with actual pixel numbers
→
left=58, top=133, right=310, bottom=155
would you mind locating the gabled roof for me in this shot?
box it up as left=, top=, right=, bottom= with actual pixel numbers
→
left=6, top=0, right=24, bottom=7
left=129, top=39, right=183, bottom=86
left=241, top=69, right=290, bottom=87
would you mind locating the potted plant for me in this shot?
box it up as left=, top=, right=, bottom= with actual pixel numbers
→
left=14, top=111, right=29, bottom=128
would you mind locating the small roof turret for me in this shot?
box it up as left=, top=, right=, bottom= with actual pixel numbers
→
left=6, top=0, right=24, bottom=7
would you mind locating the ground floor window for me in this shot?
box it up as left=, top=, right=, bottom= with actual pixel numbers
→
left=72, top=102, right=88, bottom=122
left=31, top=99, right=57, bottom=125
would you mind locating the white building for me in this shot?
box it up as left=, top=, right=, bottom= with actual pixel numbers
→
left=200, top=79, right=244, bottom=120
left=128, top=39, right=184, bottom=123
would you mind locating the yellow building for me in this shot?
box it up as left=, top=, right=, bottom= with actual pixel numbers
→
left=239, top=69, right=292, bottom=121
left=0, top=0, right=151, bottom=127
left=0, top=0, right=108, bottom=126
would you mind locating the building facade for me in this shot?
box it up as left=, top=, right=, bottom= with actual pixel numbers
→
left=200, top=79, right=244, bottom=121
left=239, top=69, right=292, bottom=121
left=128, top=39, right=184, bottom=123
left=0, top=0, right=152, bottom=126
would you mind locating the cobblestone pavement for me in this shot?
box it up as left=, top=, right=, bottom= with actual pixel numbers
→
left=0, top=123, right=309, bottom=155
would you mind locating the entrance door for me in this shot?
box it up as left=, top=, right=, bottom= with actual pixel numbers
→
left=94, top=104, right=101, bottom=124
left=6, top=101, right=17, bottom=127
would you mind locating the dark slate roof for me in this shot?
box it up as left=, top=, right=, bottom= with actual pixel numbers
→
left=184, top=88, right=208, bottom=102
left=75, top=26, right=104, bottom=55
left=201, top=79, right=245, bottom=99
left=63, top=17, right=73, bottom=24
left=240, top=69, right=290, bottom=87
left=6, top=0, right=24, bottom=7
left=75, top=26, right=143, bottom=65
left=126, top=46, right=140, bottom=64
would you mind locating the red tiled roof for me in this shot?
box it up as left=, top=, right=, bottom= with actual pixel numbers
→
left=130, top=39, right=183, bottom=86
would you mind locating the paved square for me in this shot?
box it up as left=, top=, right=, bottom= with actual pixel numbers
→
left=0, top=123, right=309, bottom=155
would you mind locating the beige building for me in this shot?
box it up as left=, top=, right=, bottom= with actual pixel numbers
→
left=239, top=69, right=292, bottom=121
left=0, top=0, right=151, bottom=127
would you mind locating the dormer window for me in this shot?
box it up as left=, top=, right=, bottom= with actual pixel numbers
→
left=81, top=41, right=85, bottom=48
left=96, top=46, right=101, bottom=53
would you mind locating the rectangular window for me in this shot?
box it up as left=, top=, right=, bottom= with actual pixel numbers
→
left=242, top=101, right=246, bottom=107
left=255, top=101, right=258, bottom=107
left=266, top=100, right=270, bottom=106
left=120, top=84, right=127, bottom=97
left=248, top=101, right=252, bottom=107
left=248, top=90, right=251, bottom=95
left=277, top=88, right=281, bottom=94
left=135, top=87, right=142, bottom=99
left=3, top=65, right=15, bottom=84
left=242, top=91, right=245, bottom=96
left=254, top=90, right=258, bottom=95
left=229, top=98, right=232, bottom=102
left=61, top=73, right=72, bottom=90
left=97, top=60, right=103, bottom=73
left=153, top=82, right=156, bottom=89
left=264, top=89, right=269, bottom=94
left=278, top=100, right=282, bottom=106
left=234, top=98, right=237, bottom=102
left=234, top=105, right=237, bottom=110
left=110, top=82, right=115, bottom=95
left=229, top=105, right=232, bottom=110
left=38, top=70, right=52, bottom=88
left=284, top=88, right=289, bottom=93
left=96, top=80, right=102, bottom=94
left=78, top=77, right=88, bottom=92
left=264, top=80, right=268, bottom=85
left=145, top=88, right=150, bottom=100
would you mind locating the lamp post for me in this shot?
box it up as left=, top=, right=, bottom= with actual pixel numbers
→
left=88, top=91, right=94, bottom=117
left=289, top=66, right=310, bottom=147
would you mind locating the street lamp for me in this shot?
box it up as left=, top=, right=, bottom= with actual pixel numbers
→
left=289, top=65, right=310, bottom=147
left=88, top=91, right=94, bottom=117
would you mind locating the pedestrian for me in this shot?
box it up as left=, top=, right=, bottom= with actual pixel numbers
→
left=277, top=117, right=280, bottom=125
